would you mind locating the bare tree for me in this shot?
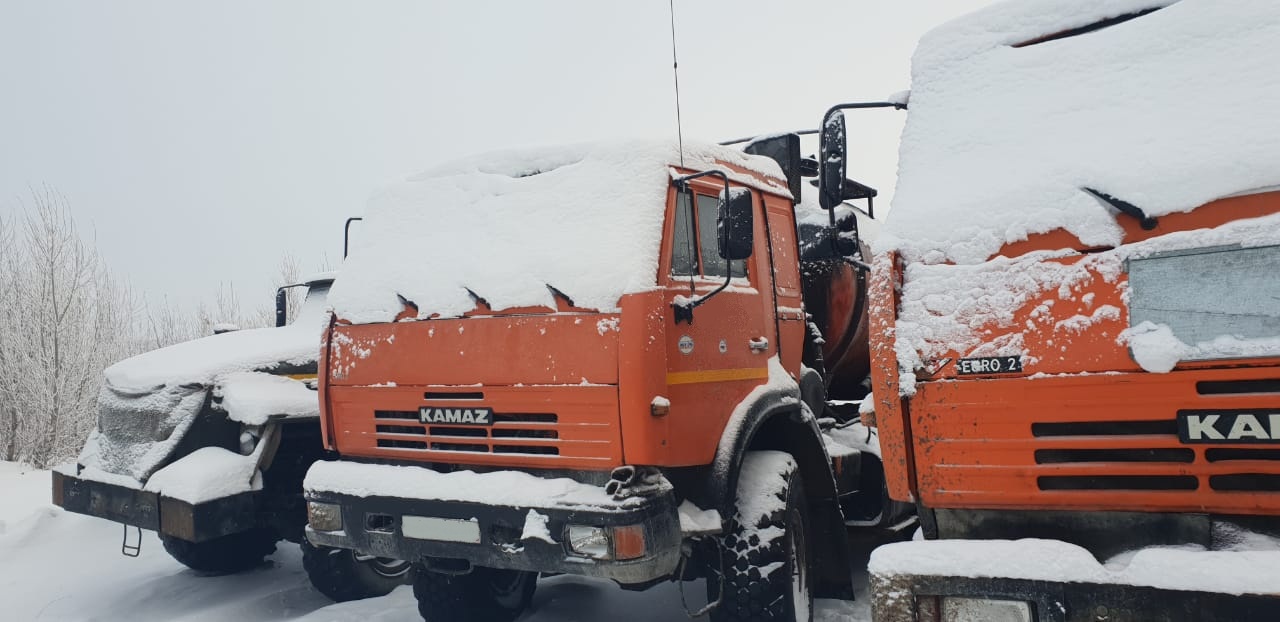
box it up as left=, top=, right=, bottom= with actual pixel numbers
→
left=0, top=187, right=328, bottom=466
left=0, top=188, right=136, bottom=466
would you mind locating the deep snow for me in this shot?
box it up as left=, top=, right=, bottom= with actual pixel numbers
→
left=0, top=462, right=868, bottom=621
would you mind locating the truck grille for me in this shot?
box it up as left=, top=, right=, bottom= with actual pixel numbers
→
left=327, top=384, right=623, bottom=469
left=372, top=410, right=561, bottom=456
left=913, top=367, right=1280, bottom=514
left=1030, top=414, right=1280, bottom=492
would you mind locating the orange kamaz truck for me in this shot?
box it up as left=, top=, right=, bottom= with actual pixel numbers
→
left=302, top=128, right=908, bottom=620
left=865, top=1, right=1280, bottom=620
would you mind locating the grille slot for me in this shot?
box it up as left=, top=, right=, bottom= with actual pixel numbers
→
left=431, top=441, right=488, bottom=452
left=1197, top=379, right=1280, bottom=395
left=1206, top=448, right=1280, bottom=462
left=377, top=439, right=428, bottom=450
left=493, top=445, right=560, bottom=455
left=1035, top=448, right=1193, bottom=464
left=1210, top=474, right=1280, bottom=491
left=492, top=429, right=558, bottom=439
left=429, top=426, right=487, bottom=438
left=374, top=410, right=419, bottom=420
left=376, top=424, right=425, bottom=435
left=424, top=391, right=485, bottom=400
left=1032, top=420, right=1176, bottom=437
left=493, top=413, right=558, bottom=424
left=1038, top=475, right=1198, bottom=491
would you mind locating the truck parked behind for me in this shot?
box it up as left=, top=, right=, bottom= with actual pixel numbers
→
left=53, top=272, right=410, bottom=602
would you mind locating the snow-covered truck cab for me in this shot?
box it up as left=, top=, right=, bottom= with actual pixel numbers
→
left=52, top=273, right=410, bottom=600
left=307, top=139, right=906, bottom=620
left=867, top=1, right=1280, bottom=620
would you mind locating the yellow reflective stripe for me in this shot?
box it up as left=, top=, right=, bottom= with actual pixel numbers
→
left=283, top=374, right=318, bottom=381
left=665, top=367, right=769, bottom=385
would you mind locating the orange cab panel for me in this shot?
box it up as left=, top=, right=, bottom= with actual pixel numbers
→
left=912, top=363, right=1280, bottom=516
left=328, top=313, right=619, bottom=387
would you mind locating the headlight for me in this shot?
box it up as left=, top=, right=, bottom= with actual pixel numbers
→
left=919, top=596, right=1032, bottom=622
left=566, top=525, right=610, bottom=559
left=238, top=430, right=259, bottom=455
left=308, top=502, right=343, bottom=532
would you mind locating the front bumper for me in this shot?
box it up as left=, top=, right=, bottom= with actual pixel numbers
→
left=870, top=573, right=1280, bottom=622
left=305, top=474, right=682, bottom=585
left=52, top=469, right=259, bottom=542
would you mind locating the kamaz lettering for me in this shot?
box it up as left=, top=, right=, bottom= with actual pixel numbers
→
left=418, top=407, right=494, bottom=426
left=1178, top=410, right=1280, bottom=444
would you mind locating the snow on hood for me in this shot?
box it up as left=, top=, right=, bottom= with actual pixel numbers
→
left=215, top=371, right=319, bottom=425
left=879, top=0, right=1280, bottom=263
left=329, top=140, right=787, bottom=325
left=104, top=284, right=330, bottom=392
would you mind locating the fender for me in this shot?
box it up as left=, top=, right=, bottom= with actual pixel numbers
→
left=695, top=386, right=856, bottom=598
left=709, top=398, right=839, bottom=520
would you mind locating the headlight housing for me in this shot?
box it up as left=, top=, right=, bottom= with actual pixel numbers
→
left=917, top=596, right=1033, bottom=622
left=307, top=502, right=343, bottom=532
left=566, top=525, right=610, bottom=559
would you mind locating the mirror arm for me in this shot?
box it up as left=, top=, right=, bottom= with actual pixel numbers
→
left=343, top=217, right=364, bottom=259
left=274, top=282, right=308, bottom=327
left=671, top=170, right=735, bottom=324
left=819, top=101, right=907, bottom=129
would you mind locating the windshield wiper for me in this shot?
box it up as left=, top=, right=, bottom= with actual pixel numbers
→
left=1084, top=187, right=1158, bottom=230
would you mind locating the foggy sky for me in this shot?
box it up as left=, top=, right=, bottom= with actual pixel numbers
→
left=0, top=0, right=991, bottom=309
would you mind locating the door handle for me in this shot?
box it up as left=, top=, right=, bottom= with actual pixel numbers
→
left=748, top=337, right=769, bottom=353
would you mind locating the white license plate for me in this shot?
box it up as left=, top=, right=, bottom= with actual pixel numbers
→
left=401, top=515, right=481, bottom=543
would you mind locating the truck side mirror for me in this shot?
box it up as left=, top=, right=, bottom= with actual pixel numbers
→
left=275, top=288, right=288, bottom=327
left=718, top=188, right=754, bottom=261
left=818, top=110, right=847, bottom=210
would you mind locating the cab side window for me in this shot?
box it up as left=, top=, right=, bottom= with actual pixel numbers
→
left=670, top=190, right=748, bottom=279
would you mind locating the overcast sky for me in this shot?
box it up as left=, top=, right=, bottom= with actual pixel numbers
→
left=0, top=0, right=991, bottom=309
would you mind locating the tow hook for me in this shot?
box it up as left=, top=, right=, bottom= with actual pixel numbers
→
left=121, top=524, right=142, bottom=557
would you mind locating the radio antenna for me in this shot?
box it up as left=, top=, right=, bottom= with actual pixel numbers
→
left=668, top=0, right=685, bottom=167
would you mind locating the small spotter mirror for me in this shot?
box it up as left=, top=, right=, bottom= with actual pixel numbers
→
left=818, top=110, right=847, bottom=210
left=717, top=188, right=753, bottom=261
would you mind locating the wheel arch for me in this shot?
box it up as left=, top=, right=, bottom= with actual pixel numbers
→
left=704, top=390, right=855, bottom=598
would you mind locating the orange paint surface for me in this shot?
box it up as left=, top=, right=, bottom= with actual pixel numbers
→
left=879, top=190, right=1280, bottom=515
left=320, top=161, right=808, bottom=472
left=913, top=364, right=1280, bottom=515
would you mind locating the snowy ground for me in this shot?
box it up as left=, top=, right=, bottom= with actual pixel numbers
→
left=0, top=462, right=870, bottom=621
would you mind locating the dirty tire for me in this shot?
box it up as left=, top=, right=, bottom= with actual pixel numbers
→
left=710, top=450, right=812, bottom=622
left=301, top=541, right=411, bottom=602
left=159, top=528, right=278, bottom=574
left=413, top=565, right=536, bottom=622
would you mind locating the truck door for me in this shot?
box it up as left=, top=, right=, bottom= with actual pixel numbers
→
left=661, top=183, right=773, bottom=465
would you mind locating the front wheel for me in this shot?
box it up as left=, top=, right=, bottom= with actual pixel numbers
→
left=301, top=541, right=412, bottom=602
left=710, top=450, right=812, bottom=622
left=159, top=528, right=278, bottom=574
left=413, top=565, right=536, bottom=622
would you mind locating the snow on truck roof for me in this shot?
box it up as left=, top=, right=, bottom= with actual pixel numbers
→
left=328, top=140, right=788, bottom=324
left=878, top=0, right=1280, bottom=263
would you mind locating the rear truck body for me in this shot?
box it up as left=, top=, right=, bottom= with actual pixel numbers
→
left=864, top=1, right=1280, bottom=620
left=305, top=137, right=910, bottom=620
left=53, top=268, right=410, bottom=600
